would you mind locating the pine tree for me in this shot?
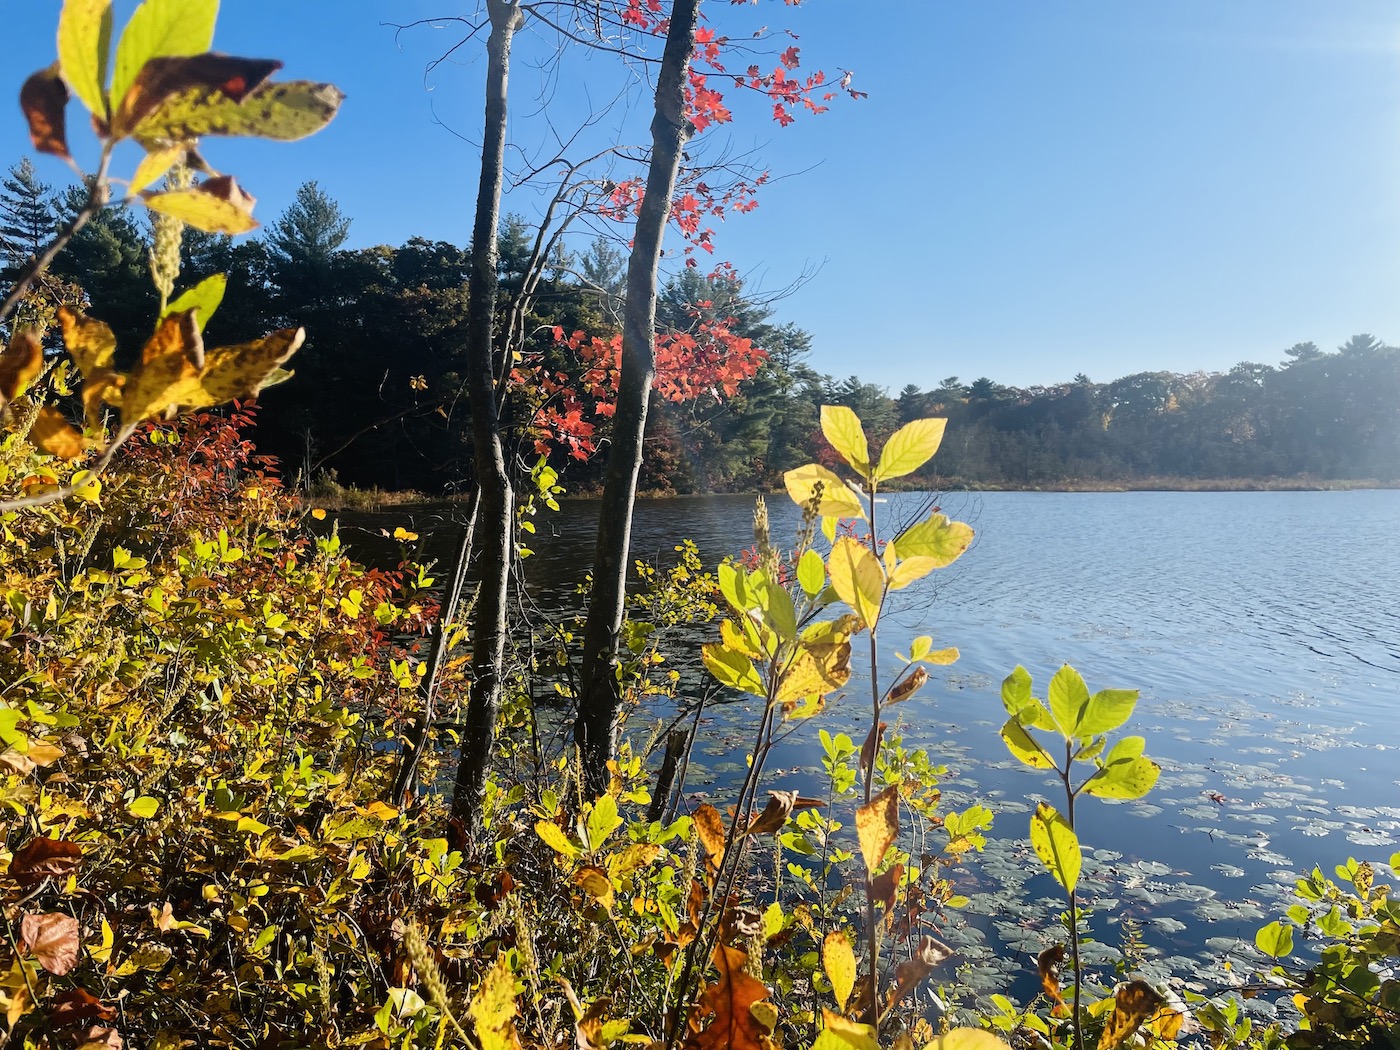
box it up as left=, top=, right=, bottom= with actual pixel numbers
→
left=1, top=159, right=58, bottom=275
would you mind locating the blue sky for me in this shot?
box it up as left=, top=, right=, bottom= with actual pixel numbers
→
left=6, top=1, right=1400, bottom=390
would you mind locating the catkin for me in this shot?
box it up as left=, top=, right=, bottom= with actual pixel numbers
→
left=149, top=165, right=192, bottom=311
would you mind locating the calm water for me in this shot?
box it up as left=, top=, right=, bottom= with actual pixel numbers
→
left=345, top=490, right=1400, bottom=1008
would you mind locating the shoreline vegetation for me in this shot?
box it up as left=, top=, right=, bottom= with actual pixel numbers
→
left=306, top=473, right=1400, bottom=511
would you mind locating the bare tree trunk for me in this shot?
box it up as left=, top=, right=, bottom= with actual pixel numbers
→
left=451, top=0, right=523, bottom=833
left=574, top=0, right=701, bottom=799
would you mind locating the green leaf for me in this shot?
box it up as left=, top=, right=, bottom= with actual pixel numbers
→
left=1001, top=666, right=1054, bottom=729
left=59, top=0, right=113, bottom=118
left=111, top=0, right=218, bottom=112
left=757, top=578, right=798, bottom=640
left=162, top=272, right=226, bottom=332
left=717, top=562, right=749, bottom=612
left=1102, top=735, right=1146, bottom=764
left=1047, top=664, right=1090, bottom=740
left=783, top=464, right=865, bottom=519
left=1081, top=755, right=1160, bottom=800
left=1000, top=719, right=1055, bottom=770
left=584, top=795, right=623, bottom=852
left=702, top=643, right=765, bottom=696
left=127, top=795, right=160, bottom=819
left=874, top=417, right=947, bottom=481
left=820, top=405, right=871, bottom=476
left=827, top=537, right=884, bottom=629
left=1029, top=802, right=1080, bottom=894
left=892, top=515, right=973, bottom=567
left=797, top=548, right=825, bottom=597
left=1076, top=688, right=1139, bottom=736
left=1254, top=920, right=1294, bottom=959
left=1001, top=665, right=1032, bottom=713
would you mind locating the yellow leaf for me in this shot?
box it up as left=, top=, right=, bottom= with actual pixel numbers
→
left=110, top=0, right=218, bottom=110
left=127, top=795, right=160, bottom=819
left=887, top=555, right=940, bottom=591
left=143, top=175, right=258, bottom=234
left=133, top=79, right=345, bottom=147
left=0, top=330, right=43, bottom=405
left=1000, top=719, right=1055, bottom=769
left=31, top=408, right=87, bottom=461
left=59, top=0, right=113, bottom=118
left=58, top=307, right=118, bottom=378
left=469, top=956, right=522, bottom=1050
left=1030, top=802, right=1080, bottom=894
left=875, top=418, right=947, bottom=481
left=774, top=643, right=851, bottom=706
left=892, top=515, right=974, bottom=567
left=162, top=272, right=227, bottom=332
left=822, top=931, right=856, bottom=1012
left=855, top=785, right=898, bottom=872
left=827, top=537, right=883, bottom=629
left=821, top=405, right=870, bottom=476
left=186, top=327, right=304, bottom=404
left=925, top=647, right=959, bottom=665
left=814, top=1010, right=879, bottom=1050
left=310, top=508, right=327, bottom=520
left=922, top=1031, right=1010, bottom=1050
left=574, top=866, right=614, bottom=910
left=1096, top=981, right=1182, bottom=1049
left=694, top=803, right=727, bottom=871
left=702, top=642, right=765, bottom=696
left=783, top=463, right=865, bottom=519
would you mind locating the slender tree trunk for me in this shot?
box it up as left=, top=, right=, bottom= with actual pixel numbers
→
left=574, top=0, right=701, bottom=799
left=391, top=493, right=479, bottom=805
left=451, top=0, right=523, bottom=833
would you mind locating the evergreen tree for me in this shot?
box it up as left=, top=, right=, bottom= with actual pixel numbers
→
left=263, top=181, right=351, bottom=312
left=1, top=159, right=57, bottom=273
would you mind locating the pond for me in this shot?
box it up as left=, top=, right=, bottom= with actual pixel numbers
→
left=336, top=489, right=1400, bottom=1013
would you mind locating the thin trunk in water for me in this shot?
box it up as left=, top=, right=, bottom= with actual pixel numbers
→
left=451, top=0, right=523, bottom=833
left=574, top=0, right=701, bottom=799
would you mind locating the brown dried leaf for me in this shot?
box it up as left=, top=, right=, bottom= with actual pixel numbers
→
left=20, top=63, right=71, bottom=159
left=683, top=943, right=772, bottom=1050
left=855, top=784, right=898, bottom=872
left=112, top=54, right=281, bottom=137
left=0, top=330, right=43, bottom=406
left=745, top=790, right=797, bottom=837
left=883, top=935, right=953, bottom=1018
left=1037, top=945, right=1067, bottom=1016
left=21, top=911, right=81, bottom=975
left=859, top=721, right=887, bottom=784
left=889, top=667, right=928, bottom=706
left=870, top=861, right=904, bottom=917
left=9, top=837, right=83, bottom=886
left=1096, top=980, right=1174, bottom=1050
left=51, top=987, right=118, bottom=1026
left=32, top=406, right=88, bottom=460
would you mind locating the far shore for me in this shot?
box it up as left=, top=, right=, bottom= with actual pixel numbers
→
left=305, top=474, right=1399, bottom=511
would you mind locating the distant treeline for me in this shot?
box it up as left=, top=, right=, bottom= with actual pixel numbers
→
left=5, top=162, right=1397, bottom=492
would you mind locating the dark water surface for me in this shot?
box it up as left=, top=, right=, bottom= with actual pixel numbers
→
left=341, top=490, right=1400, bottom=1007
